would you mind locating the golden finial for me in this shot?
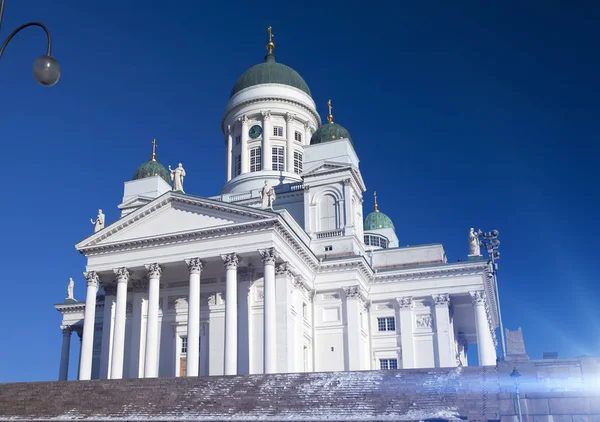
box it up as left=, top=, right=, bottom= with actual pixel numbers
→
left=374, top=191, right=379, bottom=212
left=327, top=99, right=333, bottom=123
left=266, top=26, right=275, bottom=54
left=151, top=138, right=157, bottom=161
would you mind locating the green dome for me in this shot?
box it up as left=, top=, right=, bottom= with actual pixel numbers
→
left=310, top=122, right=353, bottom=145
left=133, top=159, right=171, bottom=185
left=364, top=210, right=395, bottom=231
left=231, top=54, right=311, bottom=98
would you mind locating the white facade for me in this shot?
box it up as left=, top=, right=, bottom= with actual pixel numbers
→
left=55, top=46, right=500, bottom=381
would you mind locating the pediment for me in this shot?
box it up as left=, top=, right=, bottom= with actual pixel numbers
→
left=76, top=192, right=276, bottom=250
left=302, top=162, right=352, bottom=177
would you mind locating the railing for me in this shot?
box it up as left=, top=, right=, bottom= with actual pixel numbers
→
left=229, top=192, right=253, bottom=202
left=316, top=229, right=343, bottom=239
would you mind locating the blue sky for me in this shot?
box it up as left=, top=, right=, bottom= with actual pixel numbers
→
left=0, top=1, right=598, bottom=382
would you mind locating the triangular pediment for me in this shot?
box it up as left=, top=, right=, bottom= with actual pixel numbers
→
left=302, top=162, right=352, bottom=177
left=76, top=192, right=276, bottom=250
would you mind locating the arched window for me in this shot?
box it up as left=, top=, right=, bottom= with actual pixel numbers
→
left=319, top=194, right=337, bottom=231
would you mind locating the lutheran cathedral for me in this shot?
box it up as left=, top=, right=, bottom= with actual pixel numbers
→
left=54, top=27, right=499, bottom=382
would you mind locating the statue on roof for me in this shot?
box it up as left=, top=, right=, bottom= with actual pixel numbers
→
left=468, top=228, right=481, bottom=256
left=67, top=278, right=75, bottom=301
left=169, top=163, right=186, bottom=193
left=260, top=181, right=276, bottom=210
left=91, top=209, right=105, bottom=233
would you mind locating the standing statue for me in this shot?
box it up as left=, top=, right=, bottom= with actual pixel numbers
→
left=468, top=228, right=481, bottom=256
left=169, top=163, right=186, bottom=193
left=67, top=278, right=75, bottom=301
left=260, top=181, right=276, bottom=209
left=91, top=209, right=105, bottom=233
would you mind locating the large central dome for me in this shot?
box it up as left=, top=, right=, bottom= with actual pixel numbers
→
left=230, top=54, right=312, bottom=98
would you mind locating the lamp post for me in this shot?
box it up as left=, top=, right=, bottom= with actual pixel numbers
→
left=477, top=228, right=507, bottom=360
left=0, top=0, right=60, bottom=86
left=510, top=367, right=523, bottom=422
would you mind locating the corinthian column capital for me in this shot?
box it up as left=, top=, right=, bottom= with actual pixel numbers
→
left=145, top=263, right=163, bottom=279
left=221, top=253, right=239, bottom=270
left=259, top=247, right=278, bottom=265
left=185, top=258, right=204, bottom=274
left=113, top=267, right=129, bottom=284
left=470, top=290, right=486, bottom=305
left=83, top=271, right=99, bottom=288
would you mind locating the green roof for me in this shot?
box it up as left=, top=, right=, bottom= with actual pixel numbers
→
left=364, top=210, right=395, bottom=231
left=230, top=54, right=311, bottom=98
left=133, top=159, right=171, bottom=185
left=310, top=122, right=353, bottom=145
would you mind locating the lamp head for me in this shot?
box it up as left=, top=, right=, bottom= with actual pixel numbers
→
left=33, top=55, right=60, bottom=86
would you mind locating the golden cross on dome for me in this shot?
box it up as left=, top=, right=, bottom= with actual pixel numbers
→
left=266, top=26, right=275, bottom=54
left=374, top=191, right=379, bottom=212
left=327, top=99, right=333, bottom=123
left=267, top=26, right=274, bottom=42
left=151, top=138, right=157, bottom=161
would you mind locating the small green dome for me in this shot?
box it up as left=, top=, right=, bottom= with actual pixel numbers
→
left=231, top=54, right=311, bottom=98
left=310, top=122, right=353, bottom=145
left=133, top=159, right=171, bottom=185
left=364, top=210, right=395, bottom=231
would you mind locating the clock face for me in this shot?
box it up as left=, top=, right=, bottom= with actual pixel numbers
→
left=249, top=125, right=262, bottom=139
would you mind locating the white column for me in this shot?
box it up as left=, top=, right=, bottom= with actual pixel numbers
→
left=260, top=247, right=278, bottom=374
left=226, top=125, right=233, bottom=181
left=185, top=258, right=204, bottom=377
left=58, top=326, right=72, bottom=381
left=285, top=112, right=295, bottom=172
left=262, top=111, right=272, bottom=171
left=343, top=178, right=354, bottom=236
left=129, top=280, right=147, bottom=378
left=397, top=297, right=416, bottom=369
left=222, top=253, right=239, bottom=375
left=240, top=115, right=249, bottom=173
left=110, top=267, right=130, bottom=379
left=432, top=294, right=455, bottom=367
left=143, top=263, right=162, bottom=378
left=304, top=122, right=312, bottom=146
left=470, top=291, right=496, bottom=366
left=99, top=283, right=116, bottom=379
left=343, top=286, right=365, bottom=370
left=79, top=271, right=100, bottom=380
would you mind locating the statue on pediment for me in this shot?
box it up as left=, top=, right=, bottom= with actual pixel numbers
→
left=468, top=228, right=481, bottom=256
left=67, top=278, right=75, bottom=301
left=169, top=163, right=186, bottom=193
left=260, top=181, right=276, bottom=209
left=91, top=209, right=105, bottom=233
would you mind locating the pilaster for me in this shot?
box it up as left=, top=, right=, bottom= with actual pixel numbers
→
left=285, top=112, right=295, bottom=172
left=343, top=285, right=369, bottom=370
left=397, top=296, right=415, bottom=369
left=262, top=111, right=272, bottom=171
left=239, top=115, right=249, bottom=173
left=432, top=294, right=455, bottom=368
left=226, top=125, right=233, bottom=181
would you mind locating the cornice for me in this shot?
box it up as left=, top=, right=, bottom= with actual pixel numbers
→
left=319, top=257, right=374, bottom=280
left=76, top=192, right=278, bottom=252
left=373, top=262, right=488, bottom=283
left=222, top=96, right=320, bottom=133
left=78, top=219, right=278, bottom=256
left=54, top=303, right=85, bottom=314
left=303, top=164, right=365, bottom=193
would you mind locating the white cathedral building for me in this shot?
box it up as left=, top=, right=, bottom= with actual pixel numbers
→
left=55, top=30, right=499, bottom=382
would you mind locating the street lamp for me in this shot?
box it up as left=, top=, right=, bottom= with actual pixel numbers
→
left=0, top=0, right=60, bottom=86
left=477, top=228, right=507, bottom=360
left=510, top=367, right=523, bottom=422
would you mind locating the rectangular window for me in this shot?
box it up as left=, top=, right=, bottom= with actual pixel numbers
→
left=273, top=126, right=283, bottom=137
left=294, top=131, right=302, bottom=142
left=294, top=151, right=303, bottom=174
left=235, top=135, right=241, bottom=145
left=235, top=155, right=241, bottom=176
left=377, top=316, right=396, bottom=332
left=250, top=147, right=262, bottom=172
left=324, top=245, right=333, bottom=252
left=272, top=146, right=284, bottom=171
left=379, top=358, right=398, bottom=370
left=181, top=337, right=188, bottom=354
